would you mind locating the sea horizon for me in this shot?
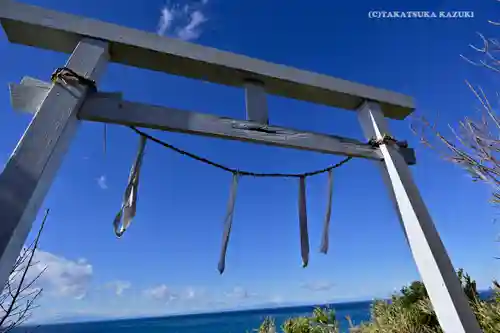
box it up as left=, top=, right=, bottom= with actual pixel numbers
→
left=17, top=299, right=375, bottom=333
left=28, top=297, right=377, bottom=326
left=17, top=289, right=495, bottom=333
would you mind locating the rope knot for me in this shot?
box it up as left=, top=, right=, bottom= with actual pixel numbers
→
left=51, top=67, right=97, bottom=93
left=368, top=134, right=408, bottom=149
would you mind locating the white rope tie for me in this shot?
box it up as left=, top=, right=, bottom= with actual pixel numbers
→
left=114, top=127, right=356, bottom=270
left=218, top=173, right=239, bottom=274
left=113, top=136, right=147, bottom=237
left=298, top=176, right=309, bottom=268
left=320, top=170, right=333, bottom=254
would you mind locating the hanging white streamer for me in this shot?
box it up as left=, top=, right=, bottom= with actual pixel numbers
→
left=320, top=170, right=333, bottom=254
left=113, top=135, right=147, bottom=237
left=218, top=173, right=239, bottom=274
left=298, top=176, right=309, bottom=268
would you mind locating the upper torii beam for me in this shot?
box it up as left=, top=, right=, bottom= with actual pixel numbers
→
left=0, top=1, right=481, bottom=332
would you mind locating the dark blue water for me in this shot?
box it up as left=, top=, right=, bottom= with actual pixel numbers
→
left=18, top=301, right=372, bottom=333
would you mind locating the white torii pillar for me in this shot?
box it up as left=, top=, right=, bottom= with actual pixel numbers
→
left=0, top=38, right=109, bottom=291
left=358, top=101, right=482, bottom=333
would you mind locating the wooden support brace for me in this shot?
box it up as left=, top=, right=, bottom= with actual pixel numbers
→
left=9, top=78, right=122, bottom=114
left=357, top=101, right=481, bottom=333
left=9, top=77, right=51, bottom=113
left=76, top=94, right=385, bottom=160
left=244, top=80, right=268, bottom=124
left=0, top=38, right=109, bottom=289
left=9, top=87, right=416, bottom=163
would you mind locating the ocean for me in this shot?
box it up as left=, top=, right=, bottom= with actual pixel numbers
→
left=17, top=301, right=372, bottom=333
left=13, top=290, right=496, bottom=332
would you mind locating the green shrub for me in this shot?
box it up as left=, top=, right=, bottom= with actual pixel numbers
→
left=352, top=270, right=499, bottom=333
left=256, top=270, right=500, bottom=333
left=256, top=307, right=339, bottom=333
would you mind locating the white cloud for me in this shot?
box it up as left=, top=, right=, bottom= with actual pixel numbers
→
left=106, top=280, right=131, bottom=296
left=24, top=250, right=93, bottom=300
left=301, top=281, right=335, bottom=292
left=157, top=1, right=208, bottom=41
left=186, top=287, right=196, bottom=299
left=158, top=6, right=175, bottom=36
left=269, top=295, right=284, bottom=304
left=97, top=175, right=108, bottom=190
left=144, top=284, right=177, bottom=302
left=224, top=287, right=253, bottom=299
left=177, top=10, right=207, bottom=41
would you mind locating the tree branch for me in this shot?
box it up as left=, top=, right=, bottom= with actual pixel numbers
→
left=0, top=209, right=49, bottom=331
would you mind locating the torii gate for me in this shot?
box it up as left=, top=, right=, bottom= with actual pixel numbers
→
left=0, top=1, right=482, bottom=332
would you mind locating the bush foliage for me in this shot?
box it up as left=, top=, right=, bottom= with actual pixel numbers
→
left=256, top=270, right=500, bottom=333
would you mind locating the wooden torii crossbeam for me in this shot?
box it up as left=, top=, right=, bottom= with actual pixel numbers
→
left=0, top=1, right=481, bottom=332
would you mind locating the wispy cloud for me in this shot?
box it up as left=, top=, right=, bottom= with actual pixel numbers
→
left=143, top=284, right=178, bottom=302
left=301, top=281, right=335, bottom=292
left=97, top=175, right=108, bottom=190
left=269, top=295, right=284, bottom=304
left=177, top=10, right=207, bottom=41
left=224, top=287, right=255, bottom=299
left=106, top=280, right=132, bottom=296
left=158, top=6, right=175, bottom=36
left=157, top=1, right=209, bottom=41
left=185, top=287, right=197, bottom=299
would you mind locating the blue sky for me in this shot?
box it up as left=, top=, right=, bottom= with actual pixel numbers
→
left=0, top=0, right=499, bottom=323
